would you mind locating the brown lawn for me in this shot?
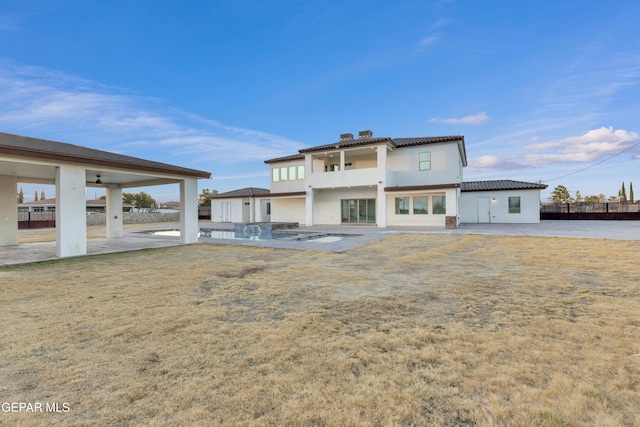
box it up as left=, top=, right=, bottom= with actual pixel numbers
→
left=1, top=234, right=639, bottom=426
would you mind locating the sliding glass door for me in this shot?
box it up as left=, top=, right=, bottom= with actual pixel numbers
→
left=341, top=199, right=375, bottom=224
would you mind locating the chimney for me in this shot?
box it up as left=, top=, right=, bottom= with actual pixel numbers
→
left=358, top=130, right=373, bottom=139
left=340, top=133, right=354, bottom=141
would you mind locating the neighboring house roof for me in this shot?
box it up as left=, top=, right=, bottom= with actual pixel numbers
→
left=208, top=187, right=271, bottom=199
left=0, top=132, right=211, bottom=178
left=264, top=134, right=467, bottom=166
left=461, top=180, right=548, bottom=192
left=160, top=201, right=181, bottom=207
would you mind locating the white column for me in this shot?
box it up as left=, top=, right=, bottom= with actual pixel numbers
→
left=305, top=189, right=314, bottom=226
left=56, top=165, right=86, bottom=257
left=377, top=184, right=387, bottom=228
left=376, top=147, right=388, bottom=228
left=340, top=151, right=345, bottom=170
left=180, top=178, right=199, bottom=244
left=249, top=197, right=255, bottom=222
left=106, top=185, right=123, bottom=238
left=0, top=175, right=18, bottom=246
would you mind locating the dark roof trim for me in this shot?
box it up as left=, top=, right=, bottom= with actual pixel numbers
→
left=384, top=183, right=460, bottom=192
left=264, top=154, right=305, bottom=164
left=0, top=132, right=211, bottom=179
left=461, top=180, right=548, bottom=192
left=266, top=191, right=307, bottom=198
left=209, top=187, right=270, bottom=199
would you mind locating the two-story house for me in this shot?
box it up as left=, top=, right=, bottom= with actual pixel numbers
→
left=210, top=130, right=546, bottom=227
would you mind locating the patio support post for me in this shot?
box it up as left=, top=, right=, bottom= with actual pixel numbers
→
left=0, top=175, right=18, bottom=246
left=106, top=184, right=123, bottom=238
left=180, top=178, right=199, bottom=244
left=56, top=165, right=87, bottom=257
left=305, top=188, right=314, bottom=226
left=376, top=146, right=388, bottom=228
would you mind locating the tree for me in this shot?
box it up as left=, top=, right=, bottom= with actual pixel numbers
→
left=619, top=182, right=627, bottom=202
left=17, top=188, right=24, bottom=203
left=34, top=190, right=38, bottom=202
left=630, top=182, right=635, bottom=204
left=198, top=188, right=218, bottom=206
left=40, top=190, right=46, bottom=200
left=123, top=191, right=156, bottom=210
left=584, top=195, right=600, bottom=202
left=574, top=190, right=583, bottom=203
left=550, top=185, right=573, bottom=204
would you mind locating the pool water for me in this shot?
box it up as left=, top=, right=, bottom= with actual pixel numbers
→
left=149, top=229, right=352, bottom=242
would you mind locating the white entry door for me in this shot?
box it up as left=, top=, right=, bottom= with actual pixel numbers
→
left=221, top=202, right=231, bottom=222
left=477, top=197, right=491, bottom=223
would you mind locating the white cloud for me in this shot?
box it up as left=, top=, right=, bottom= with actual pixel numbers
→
left=523, top=126, right=639, bottom=165
left=0, top=61, right=302, bottom=165
left=429, top=112, right=489, bottom=125
left=419, top=34, right=440, bottom=46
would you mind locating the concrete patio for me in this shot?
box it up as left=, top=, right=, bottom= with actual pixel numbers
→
left=1, top=220, right=639, bottom=266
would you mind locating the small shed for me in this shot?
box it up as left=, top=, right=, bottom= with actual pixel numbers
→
left=209, top=187, right=271, bottom=223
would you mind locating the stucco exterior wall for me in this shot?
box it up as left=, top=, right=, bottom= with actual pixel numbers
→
left=269, top=160, right=306, bottom=193
left=386, top=187, right=458, bottom=227
left=211, top=198, right=248, bottom=223
left=386, top=144, right=462, bottom=186
left=270, top=198, right=305, bottom=223
left=313, top=187, right=377, bottom=225
left=460, top=189, right=542, bottom=223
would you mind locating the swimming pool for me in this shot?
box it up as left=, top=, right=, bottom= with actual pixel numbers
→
left=148, top=228, right=354, bottom=242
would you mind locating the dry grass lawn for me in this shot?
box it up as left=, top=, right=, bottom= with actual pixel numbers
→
left=1, top=234, right=639, bottom=426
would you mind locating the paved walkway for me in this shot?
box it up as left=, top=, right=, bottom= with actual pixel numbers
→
left=1, top=221, right=639, bottom=266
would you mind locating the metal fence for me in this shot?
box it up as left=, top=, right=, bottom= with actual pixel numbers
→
left=18, top=211, right=56, bottom=229
left=541, top=202, right=640, bottom=214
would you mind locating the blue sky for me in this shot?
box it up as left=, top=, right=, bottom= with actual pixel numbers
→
left=2, top=0, right=639, bottom=202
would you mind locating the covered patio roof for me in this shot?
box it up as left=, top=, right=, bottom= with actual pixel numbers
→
left=0, top=132, right=210, bottom=187
left=0, top=132, right=211, bottom=258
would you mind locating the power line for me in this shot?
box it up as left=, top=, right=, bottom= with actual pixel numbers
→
left=543, top=140, right=640, bottom=183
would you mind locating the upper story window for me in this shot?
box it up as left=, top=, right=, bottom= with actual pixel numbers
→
left=272, top=165, right=305, bottom=182
left=419, top=152, right=431, bottom=171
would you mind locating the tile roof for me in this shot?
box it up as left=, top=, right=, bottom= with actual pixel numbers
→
left=263, top=154, right=305, bottom=164
left=0, top=132, right=211, bottom=178
left=461, top=180, right=548, bottom=192
left=208, top=187, right=271, bottom=199
left=297, top=136, right=393, bottom=153
left=264, top=134, right=467, bottom=165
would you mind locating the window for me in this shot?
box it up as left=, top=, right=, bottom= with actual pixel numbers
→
left=280, top=167, right=288, bottom=181
left=509, top=196, right=521, bottom=213
left=272, top=168, right=280, bottom=182
left=419, top=152, right=431, bottom=171
left=432, top=196, right=446, bottom=214
left=297, top=165, right=305, bottom=180
left=289, top=166, right=296, bottom=180
left=266, top=202, right=271, bottom=215
left=413, top=197, right=428, bottom=214
left=395, top=197, right=410, bottom=214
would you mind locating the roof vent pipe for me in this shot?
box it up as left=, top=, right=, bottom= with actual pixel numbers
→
left=358, top=130, right=373, bottom=139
